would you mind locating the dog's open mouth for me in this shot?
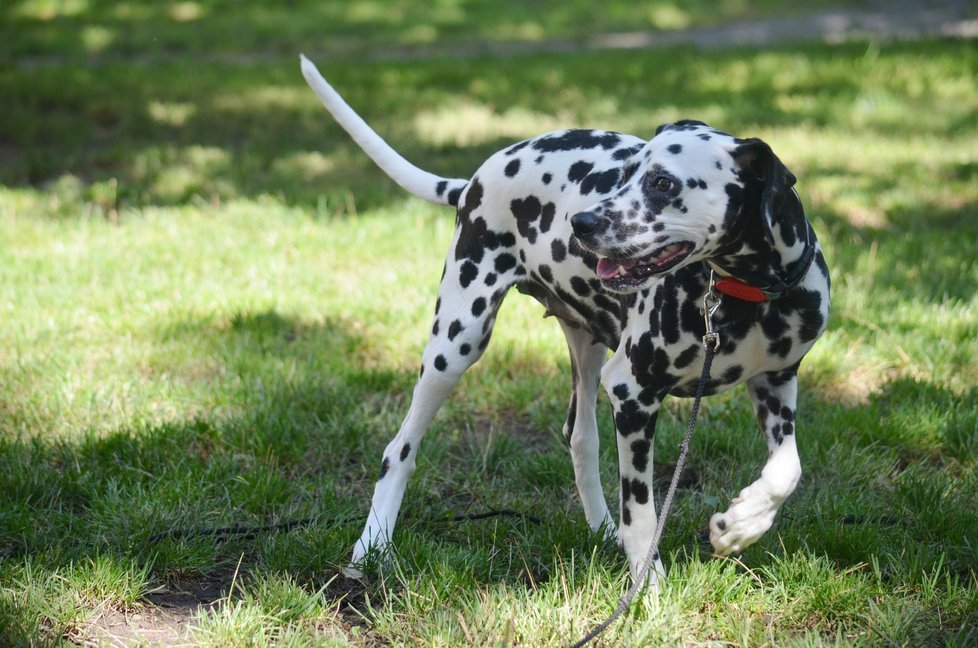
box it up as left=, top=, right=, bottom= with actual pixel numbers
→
left=596, top=242, right=694, bottom=289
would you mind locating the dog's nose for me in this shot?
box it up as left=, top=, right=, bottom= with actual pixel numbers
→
left=571, top=211, right=604, bottom=237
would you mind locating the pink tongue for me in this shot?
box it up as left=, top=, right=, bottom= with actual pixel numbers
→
left=596, top=258, right=637, bottom=280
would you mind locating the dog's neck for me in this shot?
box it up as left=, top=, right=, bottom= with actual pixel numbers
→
left=707, top=190, right=816, bottom=300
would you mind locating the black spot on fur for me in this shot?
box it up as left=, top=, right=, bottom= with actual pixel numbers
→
left=631, top=438, right=651, bottom=472
left=622, top=505, right=632, bottom=525
left=506, top=140, right=530, bottom=155
left=570, top=276, right=591, bottom=297
left=540, top=202, right=555, bottom=233
left=459, top=343, right=471, bottom=356
left=551, top=239, right=567, bottom=262
left=400, top=443, right=411, bottom=461
left=459, top=261, right=479, bottom=288
left=542, top=172, right=552, bottom=184
left=436, top=180, right=447, bottom=197
left=495, top=253, right=518, bottom=274
left=630, top=480, right=649, bottom=505
left=379, top=457, right=390, bottom=478
left=434, top=355, right=448, bottom=371
left=668, top=144, right=683, bottom=154
left=723, top=365, right=744, bottom=383
left=432, top=319, right=440, bottom=336
left=568, top=161, right=594, bottom=183
left=613, top=383, right=630, bottom=400
left=533, top=129, right=622, bottom=152
left=769, top=337, right=793, bottom=357
left=581, top=168, right=621, bottom=195
left=484, top=272, right=497, bottom=286
left=472, top=297, right=487, bottom=317
left=511, top=196, right=555, bottom=243
left=454, top=180, right=486, bottom=262
left=615, top=399, right=651, bottom=437
left=673, top=344, right=699, bottom=369
left=505, top=159, right=521, bottom=177
left=447, top=319, right=462, bottom=341
left=613, top=143, right=644, bottom=160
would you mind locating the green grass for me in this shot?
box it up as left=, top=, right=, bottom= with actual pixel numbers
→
left=2, top=3, right=978, bottom=645
left=3, top=0, right=870, bottom=60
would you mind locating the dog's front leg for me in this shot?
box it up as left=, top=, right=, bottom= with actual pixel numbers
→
left=710, top=370, right=802, bottom=555
left=602, top=352, right=666, bottom=588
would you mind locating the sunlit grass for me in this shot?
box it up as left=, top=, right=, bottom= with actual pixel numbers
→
left=3, top=0, right=876, bottom=59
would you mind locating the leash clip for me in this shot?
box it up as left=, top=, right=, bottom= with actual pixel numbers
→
left=702, top=271, right=722, bottom=351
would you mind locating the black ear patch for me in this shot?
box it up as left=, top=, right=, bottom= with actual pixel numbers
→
left=733, top=138, right=797, bottom=245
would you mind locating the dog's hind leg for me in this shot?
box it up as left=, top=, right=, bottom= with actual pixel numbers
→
left=709, top=369, right=802, bottom=555
left=348, top=226, right=519, bottom=573
left=559, top=322, right=615, bottom=537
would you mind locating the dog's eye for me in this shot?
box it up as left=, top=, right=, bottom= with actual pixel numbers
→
left=655, top=177, right=673, bottom=192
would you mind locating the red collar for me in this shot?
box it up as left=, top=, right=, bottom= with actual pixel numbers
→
left=706, top=240, right=817, bottom=303
left=713, top=276, right=771, bottom=302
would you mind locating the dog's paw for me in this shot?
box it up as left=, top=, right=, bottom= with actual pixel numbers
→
left=628, top=554, right=666, bottom=593
left=708, top=484, right=779, bottom=556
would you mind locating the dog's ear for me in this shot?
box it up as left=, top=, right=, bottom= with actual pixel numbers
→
left=732, top=138, right=797, bottom=245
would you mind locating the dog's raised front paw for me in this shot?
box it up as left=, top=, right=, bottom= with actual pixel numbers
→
left=708, top=484, right=779, bottom=556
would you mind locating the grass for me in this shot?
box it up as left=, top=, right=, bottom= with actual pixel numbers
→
left=3, top=0, right=872, bottom=60
left=2, top=2, right=978, bottom=645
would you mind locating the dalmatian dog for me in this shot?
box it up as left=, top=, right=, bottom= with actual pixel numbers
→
left=300, top=55, right=830, bottom=585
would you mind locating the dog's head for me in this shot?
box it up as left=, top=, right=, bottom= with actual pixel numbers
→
left=571, top=120, right=799, bottom=294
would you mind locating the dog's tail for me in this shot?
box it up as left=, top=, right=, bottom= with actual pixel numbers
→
left=300, top=54, right=468, bottom=207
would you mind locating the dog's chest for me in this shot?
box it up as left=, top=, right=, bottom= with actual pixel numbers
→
left=611, top=269, right=822, bottom=397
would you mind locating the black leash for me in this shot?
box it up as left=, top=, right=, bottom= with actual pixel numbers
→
left=570, top=282, right=723, bottom=648
left=0, top=509, right=541, bottom=560
left=145, top=507, right=542, bottom=546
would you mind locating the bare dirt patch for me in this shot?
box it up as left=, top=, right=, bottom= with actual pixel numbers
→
left=75, top=575, right=228, bottom=647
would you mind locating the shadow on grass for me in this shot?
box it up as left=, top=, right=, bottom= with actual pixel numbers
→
left=2, top=307, right=976, bottom=641
left=0, top=307, right=596, bottom=641
left=816, top=189, right=978, bottom=306
left=5, top=39, right=977, bottom=216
